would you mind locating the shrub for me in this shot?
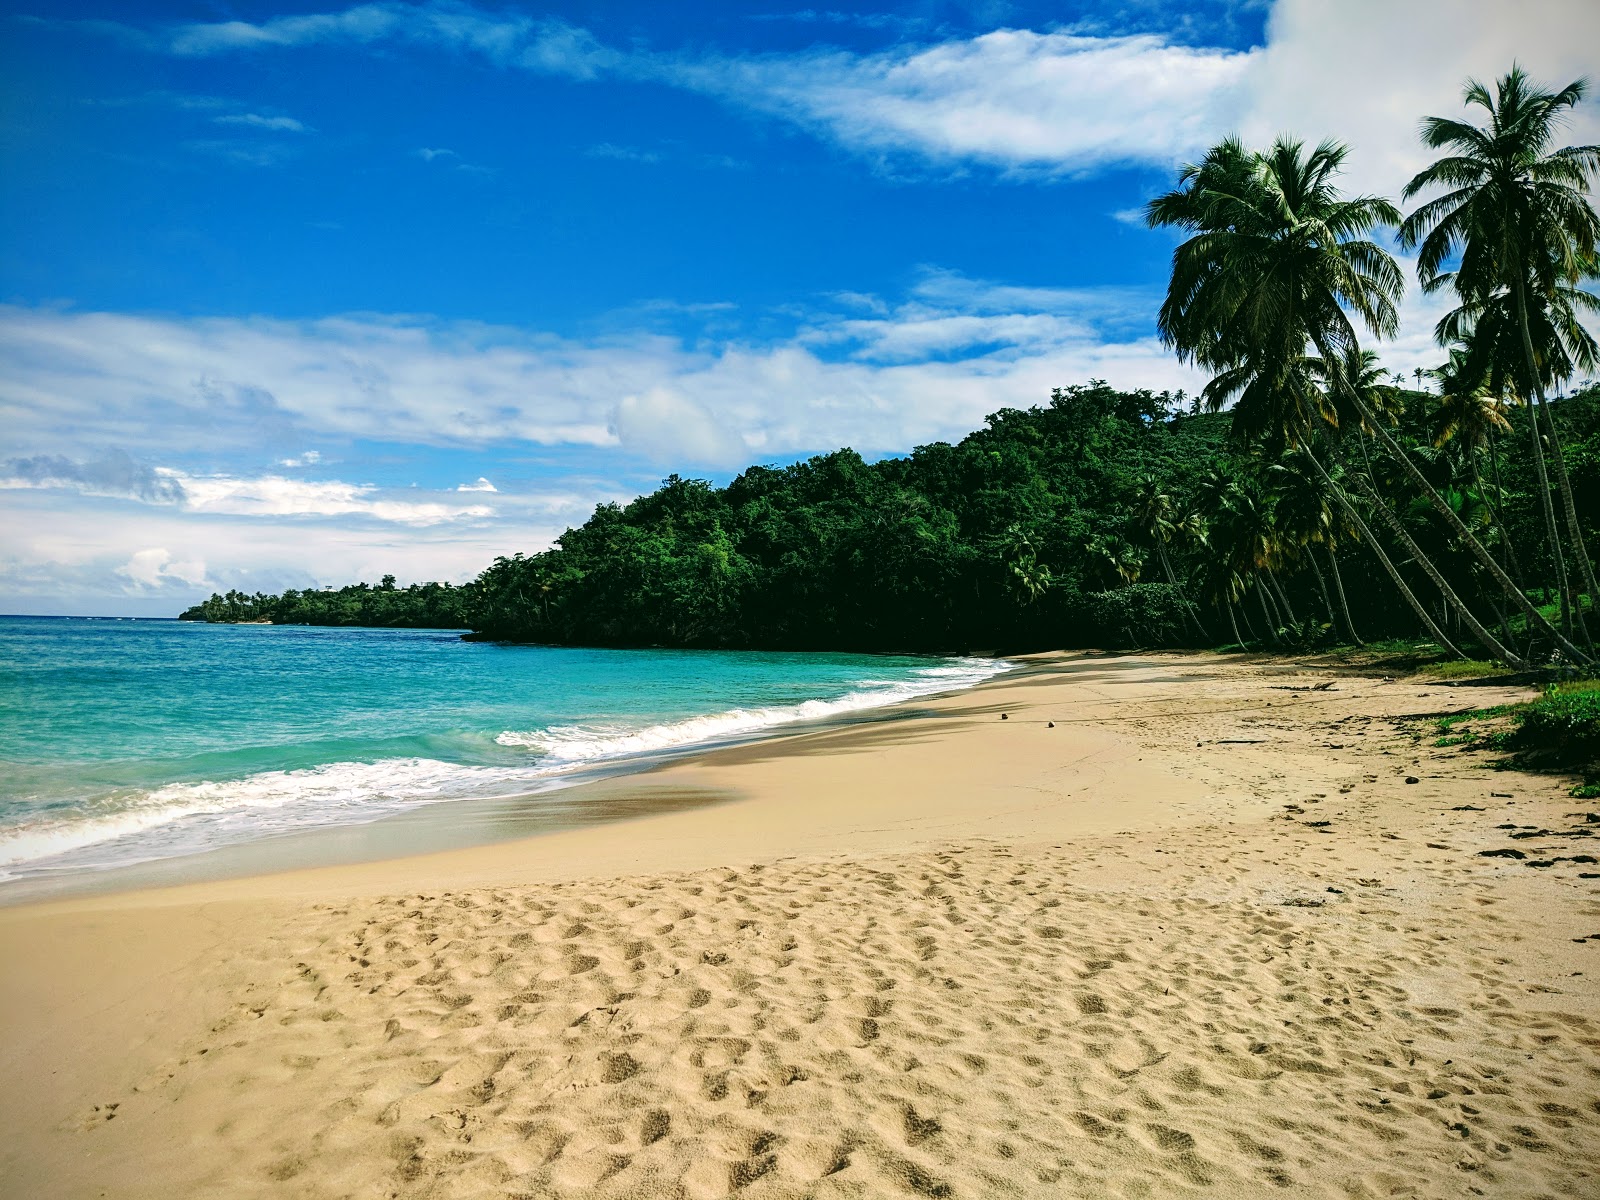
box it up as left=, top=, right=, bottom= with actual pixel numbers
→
left=1068, top=584, right=1201, bottom=650
left=1509, top=683, right=1600, bottom=763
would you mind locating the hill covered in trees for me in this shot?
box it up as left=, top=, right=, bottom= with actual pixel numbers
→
left=180, top=576, right=469, bottom=629
left=181, top=379, right=1600, bottom=656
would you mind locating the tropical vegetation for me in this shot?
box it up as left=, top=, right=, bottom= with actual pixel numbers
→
left=179, top=576, right=469, bottom=628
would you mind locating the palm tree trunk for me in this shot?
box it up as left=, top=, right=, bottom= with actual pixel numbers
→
left=1338, top=384, right=1583, bottom=664
left=1523, top=391, right=1574, bottom=638
left=1324, top=545, right=1361, bottom=645
left=1158, top=542, right=1208, bottom=640
left=1226, top=597, right=1243, bottom=647
left=1238, top=587, right=1260, bottom=641
left=1536, top=394, right=1598, bottom=647
left=1254, top=583, right=1281, bottom=644
left=1268, top=572, right=1299, bottom=627
left=1484, top=425, right=1531, bottom=591
left=1303, top=445, right=1465, bottom=658
left=1340, top=463, right=1520, bottom=665
left=1305, top=549, right=1336, bottom=631
left=1508, top=279, right=1590, bottom=656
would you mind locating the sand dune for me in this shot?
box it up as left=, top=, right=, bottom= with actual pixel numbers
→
left=3, top=653, right=1598, bottom=1198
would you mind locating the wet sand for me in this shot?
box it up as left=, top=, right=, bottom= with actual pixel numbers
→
left=2, top=651, right=1597, bottom=1198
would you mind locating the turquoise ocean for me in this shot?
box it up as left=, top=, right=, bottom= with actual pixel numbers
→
left=0, top=616, right=1007, bottom=883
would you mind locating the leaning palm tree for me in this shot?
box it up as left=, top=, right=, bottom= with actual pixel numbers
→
left=1401, top=65, right=1600, bottom=620
left=1429, top=348, right=1526, bottom=588
left=1130, top=476, right=1207, bottom=637
left=1267, top=457, right=1361, bottom=642
left=1148, top=135, right=1572, bottom=666
left=1085, top=533, right=1146, bottom=589
left=1439, top=272, right=1600, bottom=642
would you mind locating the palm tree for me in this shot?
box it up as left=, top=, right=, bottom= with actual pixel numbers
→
left=1001, top=525, right=1052, bottom=606
left=1148, top=135, right=1567, bottom=666
left=1130, top=476, right=1208, bottom=637
left=1438, top=274, right=1600, bottom=641
left=1401, top=66, right=1600, bottom=629
left=1086, top=533, right=1146, bottom=588
left=1430, top=349, right=1525, bottom=586
left=1267, top=457, right=1359, bottom=642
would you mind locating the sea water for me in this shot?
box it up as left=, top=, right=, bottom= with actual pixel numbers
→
left=0, top=616, right=1007, bottom=882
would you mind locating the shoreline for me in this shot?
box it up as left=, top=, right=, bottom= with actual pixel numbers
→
left=3, top=651, right=1596, bottom=1198
left=0, top=650, right=1017, bottom=907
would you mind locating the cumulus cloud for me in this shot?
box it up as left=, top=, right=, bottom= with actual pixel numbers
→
left=278, top=450, right=322, bottom=467
left=119, top=547, right=211, bottom=590
left=0, top=452, right=505, bottom=528
left=0, top=480, right=624, bottom=614
left=1240, top=0, right=1600, bottom=199
left=610, top=388, right=749, bottom=467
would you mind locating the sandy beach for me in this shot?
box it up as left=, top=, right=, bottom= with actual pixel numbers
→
left=2, top=651, right=1597, bottom=1199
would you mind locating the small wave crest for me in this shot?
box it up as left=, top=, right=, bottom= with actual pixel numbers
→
left=496, top=657, right=1008, bottom=762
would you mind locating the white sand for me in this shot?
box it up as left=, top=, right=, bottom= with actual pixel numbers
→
left=2, top=652, right=1597, bottom=1198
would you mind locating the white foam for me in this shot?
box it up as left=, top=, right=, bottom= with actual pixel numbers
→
left=496, top=657, right=1008, bottom=761
left=0, top=757, right=537, bottom=877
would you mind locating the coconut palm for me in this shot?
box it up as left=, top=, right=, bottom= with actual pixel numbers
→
left=1429, top=349, right=1526, bottom=588
left=1085, top=533, right=1146, bottom=589
left=1439, top=273, right=1600, bottom=640
left=1001, top=525, right=1052, bottom=606
left=1130, top=476, right=1208, bottom=637
left=1401, top=66, right=1600, bottom=624
left=1148, top=135, right=1570, bottom=666
left=1267, top=457, right=1361, bottom=642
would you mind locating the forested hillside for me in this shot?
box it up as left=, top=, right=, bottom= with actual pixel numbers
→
left=183, top=380, right=1599, bottom=655
left=180, top=576, right=469, bottom=629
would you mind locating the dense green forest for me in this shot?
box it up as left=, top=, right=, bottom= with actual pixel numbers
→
left=181, top=379, right=1600, bottom=655
left=180, top=576, right=469, bottom=629
left=185, top=65, right=1600, bottom=675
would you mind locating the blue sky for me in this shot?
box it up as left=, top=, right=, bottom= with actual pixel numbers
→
left=2, top=0, right=1597, bottom=614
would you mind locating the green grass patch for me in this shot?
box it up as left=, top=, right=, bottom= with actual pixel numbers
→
left=1509, top=680, right=1600, bottom=762
left=1417, top=659, right=1510, bottom=681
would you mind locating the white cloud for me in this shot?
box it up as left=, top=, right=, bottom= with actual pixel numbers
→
left=278, top=450, right=322, bottom=467
left=213, top=112, right=309, bottom=132
left=671, top=30, right=1256, bottom=174
left=163, top=3, right=622, bottom=79
left=0, top=280, right=1201, bottom=475
left=119, top=547, right=211, bottom=590
left=1242, top=0, right=1600, bottom=199
left=610, top=387, right=749, bottom=467
left=457, top=476, right=496, bottom=492
left=1, top=449, right=187, bottom=502
left=166, top=471, right=495, bottom=525
left=0, top=483, right=623, bottom=614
